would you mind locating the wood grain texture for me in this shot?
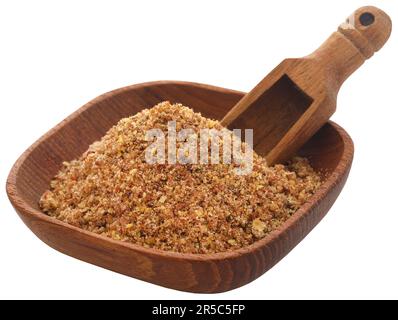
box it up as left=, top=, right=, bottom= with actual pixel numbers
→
left=221, top=6, right=391, bottom=166
left=6, top=81, right=354, bottom=293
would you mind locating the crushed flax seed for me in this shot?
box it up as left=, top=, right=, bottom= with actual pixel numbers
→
left=39, top=102, right=321, bottom=254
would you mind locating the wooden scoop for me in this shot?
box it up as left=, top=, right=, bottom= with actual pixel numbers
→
left=221, top=6, right=392, bottom=165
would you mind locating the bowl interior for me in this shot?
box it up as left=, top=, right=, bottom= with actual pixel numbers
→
left=12, top=81, right=344, bottom=210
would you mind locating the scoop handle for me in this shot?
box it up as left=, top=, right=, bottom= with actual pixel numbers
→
left=307, top=6, right=392, bottom=88
left=339, top=6, right=392, bottom=57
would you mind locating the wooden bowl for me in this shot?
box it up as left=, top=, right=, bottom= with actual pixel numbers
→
left=6, top=81, right=354, bottom=293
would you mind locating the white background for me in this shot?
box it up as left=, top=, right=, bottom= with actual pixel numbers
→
left=1, top=0, right=397, bottom=300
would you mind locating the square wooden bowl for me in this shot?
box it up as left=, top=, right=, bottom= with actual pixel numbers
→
left=6, top=81, right=354, bottom=293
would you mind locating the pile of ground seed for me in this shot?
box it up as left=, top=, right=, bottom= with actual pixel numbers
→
left=39, top=101, right=321, bottom=254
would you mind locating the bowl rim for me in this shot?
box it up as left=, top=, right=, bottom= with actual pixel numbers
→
left=6, top=80, right=354, bottom=262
